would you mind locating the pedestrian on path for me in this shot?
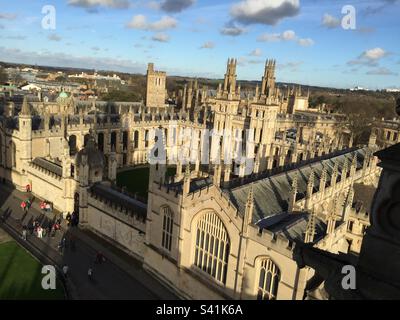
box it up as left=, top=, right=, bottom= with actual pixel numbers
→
left=21, top=227, right=27, bottom=241
left=95, top=251, right=105, bottom=264
left=62, top=265, right=69, bottom=279
left=37, top=226, right=43, bottom=238
left=88, top=267, right=93, bottom=281
left=58, top=240, right=64, bottom=253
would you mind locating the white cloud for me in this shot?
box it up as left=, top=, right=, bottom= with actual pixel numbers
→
left=0, top=13, right=17, bottom=20
left=249, top=48, right=262, bottom=56
left=0, top=46, right=145, bottom=73
left=200, top=41, right=215, bottom=49
left=347, top=48, right=388, bottom=67
left=366, top=67, right=398, bottom=76
left=68, top=0, right=130, bottom=9
left=48, top=34, right=62, bottom=41
left=257, top=32, right=285, bottom=42
left=282, top=30, right=296, bottom=40
left=220, top=24, right=247, bottom=36
left=362, top=47, right=386, bottom=60
left=257, top=30, right=314, bottom=46
left=126, top=15, right=177, bottom=31
left=152, top=33, right=170, bottom=42
left=297, top=38, right=314, bottom=47
left=230, top=0, right=300, bottom=25
left=277, top=61, right=303, bottom=71
left=160, top=0, right=196, bottom=13
left=322, top=14, right=341, bottom=28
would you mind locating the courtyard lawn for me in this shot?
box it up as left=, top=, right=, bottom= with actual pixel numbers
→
left=0, top=241, right=65, bottom=300
left=116, top=166, right=176, bottom=200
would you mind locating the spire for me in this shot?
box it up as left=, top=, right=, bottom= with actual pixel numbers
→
left=342, top=158, right=349, bottom=180
left=288, top=172, right=298, bottom=212
left=305, top=210, right=316, bottom=243
left=327, top=211, right=336, bottom=234
left=307, top=169, right=315, bottom=196
left=213, top=163, right=222, bottom=187
left=20, top=96, right=31, bottom=116
left=183, top=164, right=191, bottom=194
left=244, top=184, right=254, bottom=226
left=350, top=153, right=357, bottom=177
left=320, top=165, right=327, bottom=194
left=346, top=184, right=355, bottom=209
left=331, top=160, right=339, bottom=188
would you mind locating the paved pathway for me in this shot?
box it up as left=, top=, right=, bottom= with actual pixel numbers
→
left=0, top=184, right=178, bottom=300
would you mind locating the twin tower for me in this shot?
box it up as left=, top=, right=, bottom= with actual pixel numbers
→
left=145, top=58, right=278, bottom=109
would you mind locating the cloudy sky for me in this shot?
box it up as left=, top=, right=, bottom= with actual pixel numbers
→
left=0, top=0, right=399, bottom=89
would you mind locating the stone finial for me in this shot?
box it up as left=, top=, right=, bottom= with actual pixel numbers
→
left=307, top=169, right=315, bottom=196
left=288, top=172, right=298, bottom=212
left=183, top=164, right=191, bottom=194
left=342, top=158, right=349, bottom=179
left=20, top=96, right=31, bottom=116
left=305, top=210, right=316, bottom=243
left=320, top=166, right=327, bottom=193
left=244, top=184, right=255, bottom=226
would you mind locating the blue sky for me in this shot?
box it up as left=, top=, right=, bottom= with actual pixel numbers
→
left=0, top=0, right=399, bottom=89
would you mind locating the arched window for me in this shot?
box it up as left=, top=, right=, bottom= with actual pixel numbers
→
left=122, top=131, right=128, bottom=151
left=145, top=130, right=149, bottom=148
left=10, top=141, right=16, bottom=168
left=162, top=206, right=173, bottom=251
left=97, top=133, right=104, bottom=152
left=133, top=131, right=139, bottom=149
left=69, top=135, right=77, bottom=155
left=0, top=135, right=3, bottom=166
left=84, top=134, right=90, bottom=147
left=194, top=212, right=230, bottom=284
left=257, top=258, right=280, bottom=300
left=111, top=132, right=117, bottom=151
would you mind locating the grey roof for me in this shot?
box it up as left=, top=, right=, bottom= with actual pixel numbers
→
left=90, top=183, right=147, bottom=219
left=225, top=147, right=369, bottom=224
left=75, top=135, right=105, bottom=169
left=257, top=212, right=328, bottom=243
left=32, top=157, right=62, bottom=177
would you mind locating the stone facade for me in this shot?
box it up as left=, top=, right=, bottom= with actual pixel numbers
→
left=0, top=58, right=382, bottom=300
left=145, top=63, right=167, bottom=109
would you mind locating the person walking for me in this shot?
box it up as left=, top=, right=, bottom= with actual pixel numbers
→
left=95, top=252, right=105, bottom=264
left=58, top=240, right=64, bottom=253
left=62, top=265, right=69, bottom=279
left=88, top=267, right=93, bottom=281
left=21, top=227, right=27, bottom=241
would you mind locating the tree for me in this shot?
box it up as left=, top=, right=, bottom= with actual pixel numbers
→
left=100, top=89, right=142, bottom=102
left=55, top=75, right=67, bottom=82
left=0, top=67, right=8, bottom=84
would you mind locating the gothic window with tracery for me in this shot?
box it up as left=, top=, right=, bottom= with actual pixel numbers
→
left=194, top=211, right=230, bottom=284
left=162, top=206, right=173, bottom=251
left=257, top=258, right=280, bottom=300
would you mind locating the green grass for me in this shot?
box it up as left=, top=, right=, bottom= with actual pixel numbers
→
left=116, top=166, right=176, bottom=200
left=0, top=241, right=65, bottom=300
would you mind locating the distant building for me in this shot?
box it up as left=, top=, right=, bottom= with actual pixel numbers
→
left=0, top=58, right=381, bottom=300
left=21, top=83, right=42, bottom=91
left=145, top=63, right=167, bottom=109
